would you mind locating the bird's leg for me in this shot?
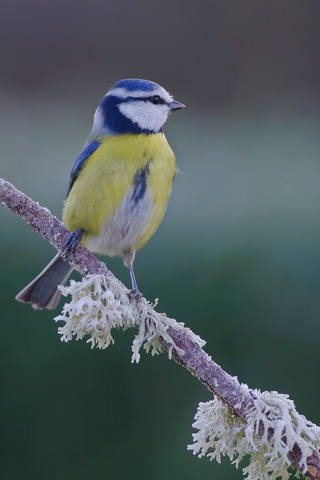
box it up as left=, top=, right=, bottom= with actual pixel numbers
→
left=128, top=266, right=143, bottom=301
left=62, top=228, right=84, bottom=256
left=128, top=263, right=138, bottom=290
left=123, top=250, right=142, bottom=301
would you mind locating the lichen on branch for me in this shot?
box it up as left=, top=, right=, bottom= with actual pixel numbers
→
left=55, top=273, right=205, bottom=363
left=189, top=391, right=320, bottom=480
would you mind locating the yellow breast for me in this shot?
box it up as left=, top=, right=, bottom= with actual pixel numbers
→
left=63, top=133, right=176, bottom=256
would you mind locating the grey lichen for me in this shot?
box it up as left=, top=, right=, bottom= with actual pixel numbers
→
left=188, top=390, right=320, bottom=479
left=54, top=274, right=204, bottom=363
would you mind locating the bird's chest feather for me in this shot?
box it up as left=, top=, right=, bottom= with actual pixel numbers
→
left=63, top=134, right=176, bottom=256
left=85, top=166, right=155, bottom=255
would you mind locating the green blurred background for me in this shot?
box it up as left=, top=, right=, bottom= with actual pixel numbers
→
left=1, top=0, right=320, bottom=478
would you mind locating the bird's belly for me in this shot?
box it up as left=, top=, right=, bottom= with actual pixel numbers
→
left=84, top=186, right=155, bottom=256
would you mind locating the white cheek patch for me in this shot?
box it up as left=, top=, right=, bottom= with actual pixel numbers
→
left=119, top=101, right=170, bottom=132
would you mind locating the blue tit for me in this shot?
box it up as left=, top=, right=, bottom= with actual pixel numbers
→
left=16, top=78, right=184, bottom=310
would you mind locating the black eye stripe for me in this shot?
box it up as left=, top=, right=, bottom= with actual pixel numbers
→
left=121, top=95, right=166, bottom=105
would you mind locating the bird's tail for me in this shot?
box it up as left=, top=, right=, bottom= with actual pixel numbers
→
left=16, top=254, right=73, bottom=310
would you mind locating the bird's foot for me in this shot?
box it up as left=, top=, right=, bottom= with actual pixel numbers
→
left=62, top=228, right=83, bottom=257
left=129, top=288, right=143, bottom=302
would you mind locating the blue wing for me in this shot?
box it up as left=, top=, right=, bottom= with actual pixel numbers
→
left=65, top=140, right=100, bottom=198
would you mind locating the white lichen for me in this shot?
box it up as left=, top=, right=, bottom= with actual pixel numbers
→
left=54, top=274, right=205, bottom=363
left=188, top=390, right=320, bottom=479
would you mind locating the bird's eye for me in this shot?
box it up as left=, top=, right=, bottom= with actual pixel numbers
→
left=150, top=95, right=162, bottom=105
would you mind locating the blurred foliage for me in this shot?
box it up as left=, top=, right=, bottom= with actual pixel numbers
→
left=1, top=1, right=320, bottom=479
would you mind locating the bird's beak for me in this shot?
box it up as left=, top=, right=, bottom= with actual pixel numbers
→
left=169, top=100, right=185, bottom=111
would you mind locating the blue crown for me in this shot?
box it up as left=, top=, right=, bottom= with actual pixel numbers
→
left=110, top=78, right=158, bottom=93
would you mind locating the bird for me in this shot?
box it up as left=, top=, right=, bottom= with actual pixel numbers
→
left=16, top=78, right=185, bottom=310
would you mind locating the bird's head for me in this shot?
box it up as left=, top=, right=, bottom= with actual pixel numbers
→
left=90, top=78, right=185, bottom=137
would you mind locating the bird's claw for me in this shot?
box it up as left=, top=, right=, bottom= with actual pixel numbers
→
left=129, top=288, right=143, bottom=302
left=62, top=228, right=83, bottom=257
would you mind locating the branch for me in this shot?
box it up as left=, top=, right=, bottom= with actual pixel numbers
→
left=1, top=177, right=320, bottom=480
